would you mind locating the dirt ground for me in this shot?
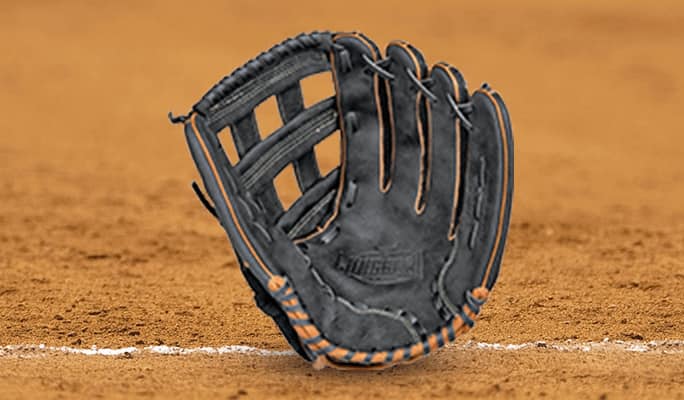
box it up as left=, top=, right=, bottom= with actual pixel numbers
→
left=1, top=0, right=683, bottom=399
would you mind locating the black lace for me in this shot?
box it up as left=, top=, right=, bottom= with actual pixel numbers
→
left=191, top=181, right=218, bottom=219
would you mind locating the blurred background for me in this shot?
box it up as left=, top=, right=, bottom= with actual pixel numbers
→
left=3, top=0, right=683, bottom=225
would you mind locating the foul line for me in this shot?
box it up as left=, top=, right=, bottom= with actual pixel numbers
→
left=0, top=344, right=294, bottom=358
left=1, top=339, right=683, bottom=359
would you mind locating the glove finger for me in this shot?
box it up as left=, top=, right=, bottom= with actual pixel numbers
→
left=330, top=32, right=385, bottom=207
left=424, top=63, right=469, bottom=238
left=439, top=85, right=514, bottom=313
left=384, top=41, right=429, bottom=214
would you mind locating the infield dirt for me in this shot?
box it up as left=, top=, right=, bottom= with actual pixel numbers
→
left=1, top=0, right=683, bottom=399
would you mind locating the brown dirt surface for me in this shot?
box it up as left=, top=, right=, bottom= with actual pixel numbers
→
left=1, top=0, right=683, bottom=399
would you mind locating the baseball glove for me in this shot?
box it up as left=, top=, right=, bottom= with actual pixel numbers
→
left=170, top=31, right=513, bottom=369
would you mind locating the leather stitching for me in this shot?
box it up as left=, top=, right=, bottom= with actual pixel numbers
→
left=309, top=268, right=420, bottom=342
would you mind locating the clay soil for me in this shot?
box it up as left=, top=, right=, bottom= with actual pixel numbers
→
left=1, top=0, right=683, bottom=399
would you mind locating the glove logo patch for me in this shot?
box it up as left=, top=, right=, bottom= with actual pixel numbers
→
left=335, top=251, right=423, bottom=285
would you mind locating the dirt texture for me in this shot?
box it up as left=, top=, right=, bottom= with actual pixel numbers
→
left=1, top=0, right=683, bottom=399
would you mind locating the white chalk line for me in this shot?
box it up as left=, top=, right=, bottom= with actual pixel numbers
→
left=1, top=339, right=683, bottom=359
left=0, top=344, right=294, bottom=359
